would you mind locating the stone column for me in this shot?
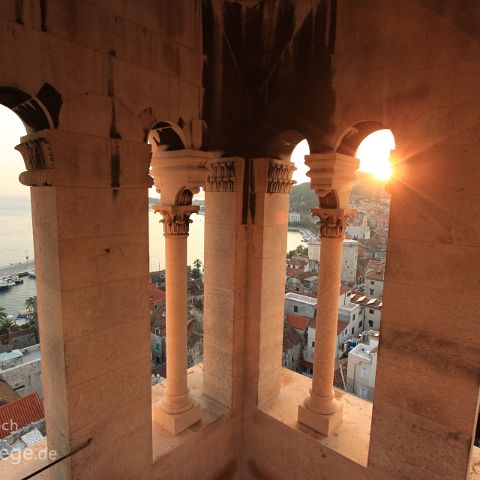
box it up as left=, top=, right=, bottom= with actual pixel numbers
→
left=245, top=157, right=295, bottom=407
left=298, top=152, right=358, bottom=436
left=203, top=157, right=246, bottom=408
left=153, top=204, right=201, bottom=433
left=16, top=129, right=153, bottom=479
left=150, top=148, right=213, bottom=435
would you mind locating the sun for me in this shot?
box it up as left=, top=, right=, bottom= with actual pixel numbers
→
left=355, top=129, right=395, bottom=181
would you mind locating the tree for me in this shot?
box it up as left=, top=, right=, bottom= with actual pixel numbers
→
left=193, top=259, right=202, bottom=270
left=287, top=245, right=308, bottom=259
left=25, top=296, right=36, bottom=312
left=0, top=306, right=7, bottom=322
left=192, top=259, right=203, bottom=279
left=0, top=318, right=15, bottom=336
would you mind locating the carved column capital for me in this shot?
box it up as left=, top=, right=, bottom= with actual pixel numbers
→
left=150, top=149, right=216, bottom=204
left=154, top=204, right=199, bottom=236
left=267, top=159, right=296, bottom=193
left=15, top=131, right=55, bottom=187
left=306, top=152, right=359, bottom=209
left=253, top=157, right=296, bottom=194
left=206, top=159, right=236, bottom=192
left=312, top=208, right=356, bottom=238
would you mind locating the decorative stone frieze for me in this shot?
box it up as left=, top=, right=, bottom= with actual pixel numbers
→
left=313, top=208, right=356, bottom=238
left=206, top=160, right=236, bottom=192
left=266, top=159, right=295, bottom=193
left=154, top=204, right=199, bottom=236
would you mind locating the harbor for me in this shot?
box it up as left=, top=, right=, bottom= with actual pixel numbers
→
left=288, top=227, right=316, bottom=243
left=0, top=260, right=36, bottom=318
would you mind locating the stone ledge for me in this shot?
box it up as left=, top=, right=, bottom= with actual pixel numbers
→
left=0, top=439, right=49, bottom=480
left=152, top=363, right=229, bottom=462
left=259, top=368, right=372, bottom=467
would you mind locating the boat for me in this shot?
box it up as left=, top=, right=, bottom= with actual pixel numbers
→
left=10, top=275, right=24, bottom=285
left=28, top=271, right=36, bottom=278
left=0, top=279, right=12, bottom=291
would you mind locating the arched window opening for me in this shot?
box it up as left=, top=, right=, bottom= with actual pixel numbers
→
left=281, top=127, right=396, bottom=409
left=355, top=129, right=395, bottom=182
left=283, top=138, right=318, bottom=376
left=0, top=103, right=46, bottom=460
left=147, top=125, right=205, bottom=400
left=338, top=128, right=395, bottom=405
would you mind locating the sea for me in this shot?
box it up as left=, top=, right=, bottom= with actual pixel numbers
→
left=0, top=195, right=303, bottom=317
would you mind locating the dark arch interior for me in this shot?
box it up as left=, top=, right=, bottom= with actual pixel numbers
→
left=0, top=83, right=62, bottom=132
left=337, top=121, right=386, bottom=157
left=150, top=121, right=185, bottom=151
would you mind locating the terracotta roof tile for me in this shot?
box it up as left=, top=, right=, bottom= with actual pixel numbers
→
left=286, top=313, right=311, bottom=331
left=149, top=283, right=166, bottom=310
left=0, top=393, right=44, bottom=438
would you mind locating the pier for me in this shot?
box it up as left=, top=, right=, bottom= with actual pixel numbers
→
left=0, top=260, right=35, bottom=278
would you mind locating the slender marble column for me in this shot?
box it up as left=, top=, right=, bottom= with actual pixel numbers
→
left=298, top=152, right=358, bottom=436
left=306, top=212, right=352, bottom=413
left=159, top=205, right=198, bottom=413
left=153, top=204, right=202, bottom=434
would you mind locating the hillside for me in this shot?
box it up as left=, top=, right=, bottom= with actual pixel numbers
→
left=289, top=174, right=389, bottom=213
left=289, top=182, right=317, bottom=214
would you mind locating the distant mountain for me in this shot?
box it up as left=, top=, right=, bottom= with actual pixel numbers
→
left=289, top=174, right=388, bottom=213
left=351, top=172, right=390, bottom=199
left=289, top=182, right=317, bottom=214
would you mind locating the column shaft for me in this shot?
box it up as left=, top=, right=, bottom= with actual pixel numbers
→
left=309, top=236, right=343, bottom=413
left=162, top=233, right=192, bottom=414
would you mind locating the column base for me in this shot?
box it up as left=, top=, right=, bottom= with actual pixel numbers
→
left=298, top=400, right=344, bottom=436
left=154, top=401, right=201, bottom=435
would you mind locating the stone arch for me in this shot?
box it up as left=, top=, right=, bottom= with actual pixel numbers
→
left=0, top=83, right=62, bottom=132
left=265, top=129, right=307, bottom=160
left=335, top=121, right=387, bottom=157
left=148, top=121, right=187, bottom=151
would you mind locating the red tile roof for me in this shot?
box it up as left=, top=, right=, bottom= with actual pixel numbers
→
left=0, top=393, right=44, bottom=438
left=365, top=268, right=385, bottom=282
left=287, top=259, right=307, bottom=266
left=350, top=293, right=382, bottom=309
left=286, top=313, right=311, bottom=331
left=149, top=283, right=166, bottom=311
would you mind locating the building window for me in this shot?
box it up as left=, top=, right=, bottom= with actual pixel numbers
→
left=360, top=387, right=368, bottom=399
left=293, top=305, right=298, bottom=313
left=369, top=289, right=374, bottom=295
left=353, top=314, right=356, bottom=320
left=351, top=327, right=354, bottom=334
left=360, top=367, right=368, bottom=379
left=359, top=321, right=363, bottom=327
left=312, top=341, right=315, bottom=347
left=368, top=320, right=374, bottom=327
left=369, top=308, right=374, bottom=314
left=370, top=281, right=374, bottom=285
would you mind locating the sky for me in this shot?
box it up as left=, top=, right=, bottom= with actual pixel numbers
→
left=0, top=105, right=28, bottom=196
left=0, top=103, right=393, bottom=196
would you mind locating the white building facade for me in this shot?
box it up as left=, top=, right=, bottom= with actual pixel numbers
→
left=346, top=338, right=379, bottom=401
left=307, top=239, right=359, bottom=284
left=0, top=345, right=42, bottom=399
